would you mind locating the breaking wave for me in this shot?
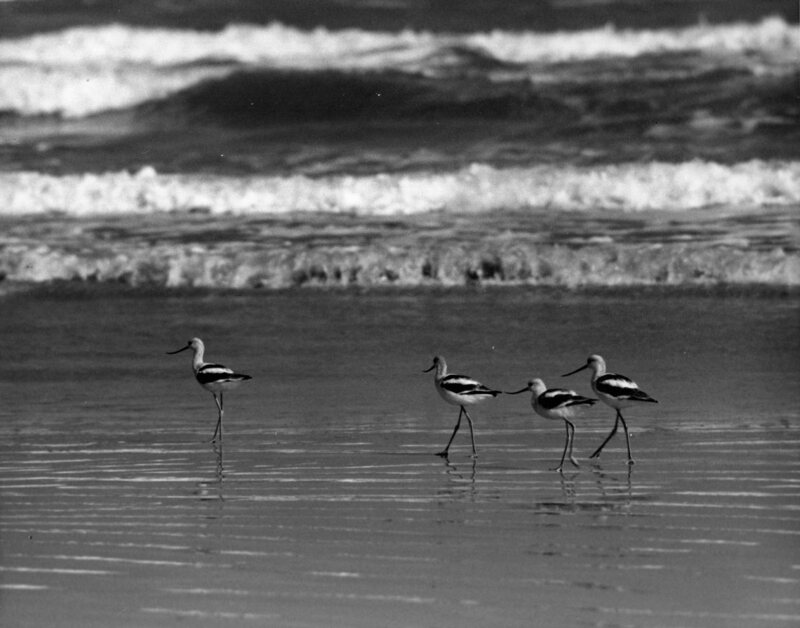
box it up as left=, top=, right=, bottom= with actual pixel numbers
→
left=1, top=160, right=797, bottom=290
left=2, top=160, right=798, bottom=217
left=0, top=16, right=795, bottom=117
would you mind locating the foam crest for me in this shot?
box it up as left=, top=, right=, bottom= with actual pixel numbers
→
left=3, top=18, right=793, bottom=67
left=2, top=161, right=798, bottom=217
left=0, top=22, right=437, bottom=67
left=466, top=16, right=798, bottom=63
left=0, top=65, right=234, bottom=118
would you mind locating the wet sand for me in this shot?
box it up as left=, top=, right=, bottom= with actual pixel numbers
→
left=1, top=287, right=798, bottom=627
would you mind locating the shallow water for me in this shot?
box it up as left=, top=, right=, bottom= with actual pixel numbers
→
left=1, top=288, right=798, bottom=627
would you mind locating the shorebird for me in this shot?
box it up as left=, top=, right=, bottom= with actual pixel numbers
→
left=424, top=355, right=501, bottom=458
left=562, top=354, right=657, bottom=464
left=167, top=337, right=252, bottom=443
left=507, top=378, right=597, bottom=472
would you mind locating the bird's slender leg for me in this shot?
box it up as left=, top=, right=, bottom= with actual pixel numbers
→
left=566, top=419, right=579, bottom=468
left=437, top=407, right=464, bottom=458
left=552, top=420, right=570, bottom=472
left=589, top=414, right=620, bottom=459
left=618, top=411, right=634, bottom=465
left=211, top=392, right=224, bottom=443
left=462, top=407, right=477, bottom=457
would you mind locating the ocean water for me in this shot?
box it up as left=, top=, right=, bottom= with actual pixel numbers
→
left=0, top=288, right=799, bottom=627
left=0, top=0, right=798, bottom=289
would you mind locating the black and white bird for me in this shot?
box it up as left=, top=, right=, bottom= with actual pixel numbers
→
left=562, top=354, right=657, bottom=464
left=167, top=337, right=251, bottom=443
left=424, top=355, right=501, bottom=458
left=507, top=378, right=596, bottom=472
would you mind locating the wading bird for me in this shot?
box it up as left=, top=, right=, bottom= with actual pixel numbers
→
left=562, top=354, right=657, bottom=464
left=167, top=337, right=251, bottom=443
left=424, top=355, right=501, bottom=458
left=507, top=378, right=596, bottom=472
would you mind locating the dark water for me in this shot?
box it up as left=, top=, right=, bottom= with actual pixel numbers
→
left=6, top=68, right=797, bottom=176
left=1, top=288, right=798, bottom=626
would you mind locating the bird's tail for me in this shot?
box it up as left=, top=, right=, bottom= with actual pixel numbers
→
left=633, top=390, right=657, bottom=403
left=568, top=397, right=597, bottom=407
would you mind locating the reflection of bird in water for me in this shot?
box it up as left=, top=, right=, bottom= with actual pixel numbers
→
left=563, top=354, right=657, bottom=465
left=592, top=465, right=633, bottom=510
left=192, top=443, right=225, bottom=501
left=424, top=356, right=501, bottom=458
left=440, top=458, right=477, bottom=501
left=213, top=442, right=224, bottom=483
left=507, top=378, right=596, bottom=472
left=168, top=337, right=252, bottom=443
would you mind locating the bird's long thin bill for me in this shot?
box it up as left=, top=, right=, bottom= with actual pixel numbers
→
left=422, top=365, right=435, bottom=373
left=166, top=345, right=189, bottom=355
left=505, top=387, right=530, bottom=395
left=562, top=365, right=587, bottom=377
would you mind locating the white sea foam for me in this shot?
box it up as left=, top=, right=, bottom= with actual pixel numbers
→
left=3, top=17, right=793, bottom=67
left=1, top=160, right=797, bottom=216
left=1, top=160, right=797, bottom=289
left=0, top=64, right=234, bottom=118
left=2, top=161, right=797, bottom=288
left=464, top=16, right=798, bottom=64
left=0, top=17, right=795, bottom=116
